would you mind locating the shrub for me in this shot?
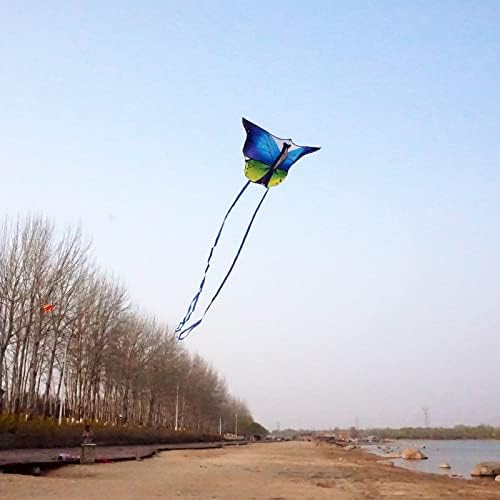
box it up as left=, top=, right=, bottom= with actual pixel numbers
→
left=0, top=416, right=222, bottom=450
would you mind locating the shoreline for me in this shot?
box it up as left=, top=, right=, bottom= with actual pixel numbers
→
left=359, top=438, right=500, bottom=480
left=359, top=444, right=466, bottom=480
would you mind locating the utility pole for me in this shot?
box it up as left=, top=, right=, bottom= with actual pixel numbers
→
left=175, top=384, right=179, bottom=431
left=219, top=415, right=222, bottom=435
left=422, top=407, right=430, bottom=428
left=235, top=413, right=238, bottom=436
left=58, top=338, right=69, bottom=425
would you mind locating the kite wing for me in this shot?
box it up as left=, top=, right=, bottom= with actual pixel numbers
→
left=280, top=145, right=321, bottom=171
left=242, top=118, right=281, bottom=166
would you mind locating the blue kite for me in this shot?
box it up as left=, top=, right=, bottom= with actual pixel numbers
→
left=176, top=118, right=320, bottom=340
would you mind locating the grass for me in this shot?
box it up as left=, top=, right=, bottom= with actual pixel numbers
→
left=0, top=415, right=222, bottom=450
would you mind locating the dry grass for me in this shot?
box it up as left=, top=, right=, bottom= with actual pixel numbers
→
left=0, top=415, right=221, bottom=449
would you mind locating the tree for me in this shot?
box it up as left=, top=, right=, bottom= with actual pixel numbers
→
left=0, top=214, right=255, bottom=434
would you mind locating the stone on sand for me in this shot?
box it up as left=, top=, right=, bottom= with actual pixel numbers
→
left=401, top=448, right=427, bottom=460
left=470, top=462, right=500, bottom=477
left=377, top=460, right=395, bottom=466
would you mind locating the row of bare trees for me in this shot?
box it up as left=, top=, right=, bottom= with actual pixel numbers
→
left=0, top=215, right=252, bottom=433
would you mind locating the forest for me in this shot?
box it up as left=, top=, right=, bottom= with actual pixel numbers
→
left=366, top=425, right=500, bottom=440
left=0, top=215, right=257, bottom=438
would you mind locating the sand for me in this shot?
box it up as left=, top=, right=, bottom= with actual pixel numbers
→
left=1, top=441, right=500, bottom=499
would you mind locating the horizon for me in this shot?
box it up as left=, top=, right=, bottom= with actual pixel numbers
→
left=2, top=1, right=499, bottom=430
left=270, top=423, right=500, bottom=432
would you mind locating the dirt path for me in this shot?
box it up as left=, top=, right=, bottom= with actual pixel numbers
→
left=1, top=441, right=499, bottom=499
left=0, top=442, right=226, bottom=467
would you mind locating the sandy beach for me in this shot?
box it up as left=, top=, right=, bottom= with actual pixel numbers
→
left=1, top=441, right=499, bottom=499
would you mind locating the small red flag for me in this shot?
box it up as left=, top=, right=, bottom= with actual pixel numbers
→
left=42, top=304, right=54, bottom=313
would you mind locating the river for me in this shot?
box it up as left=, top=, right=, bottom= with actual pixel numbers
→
left=364, top=439, right=500, bottom=479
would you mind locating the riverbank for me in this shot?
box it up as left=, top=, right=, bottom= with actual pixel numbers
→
left=1, top=441, right=499, bottom=499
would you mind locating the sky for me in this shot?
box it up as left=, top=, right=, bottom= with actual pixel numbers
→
left=1, top=1, right=499, bottom=430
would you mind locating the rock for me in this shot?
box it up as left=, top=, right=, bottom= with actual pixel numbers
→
left=316, top=480, right=336, bottom=488
left=401, top=448, right=427, bottom=460
left=344, top=445, right=356, bottom=451
left=495, top=475, right=500, bottom=482
left=470, top=462, right=500, bottom=477
left=377, top=460, right=395, bottom=466
left=439, top=463, right=451, bottom=469
left=383, top=452, right=401, bottom=459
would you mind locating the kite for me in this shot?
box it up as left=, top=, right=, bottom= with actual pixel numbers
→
left=42, top=304, right=54, bottom=313
left=176, top=118, right=320, bottom=340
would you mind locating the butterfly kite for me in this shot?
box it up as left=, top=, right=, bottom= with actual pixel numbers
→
left=176, top=118, right=320, bottom=340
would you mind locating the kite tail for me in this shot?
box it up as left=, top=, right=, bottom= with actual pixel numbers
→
left=177, top=187, right=270, bottom=340
left=175, top=181, right=251, bottom=335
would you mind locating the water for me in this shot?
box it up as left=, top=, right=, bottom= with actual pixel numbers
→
left=364, top=440, right=500, bottom=479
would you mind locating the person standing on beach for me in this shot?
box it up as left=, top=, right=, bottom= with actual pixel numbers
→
left=82, top=424, right=94, bottom=444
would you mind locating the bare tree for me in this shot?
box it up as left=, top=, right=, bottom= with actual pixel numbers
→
left=0, top=214, right=257, bottom=432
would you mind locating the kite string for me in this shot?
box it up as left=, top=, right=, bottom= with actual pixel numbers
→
left=177, top=187, right=270, bottom=340
left=175, top=181, right=251, bottom=334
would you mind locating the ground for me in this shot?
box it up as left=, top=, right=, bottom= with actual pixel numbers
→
left=1, top=441, right=500, bottom=499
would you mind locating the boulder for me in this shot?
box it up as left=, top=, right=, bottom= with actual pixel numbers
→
left=377, top=460, right=395, bottom=466
left=470, top=462, right=500, bottom=477
left=495, top=475, right=500, bottom=482
left=401, top=448, right=427, bottom=460
left=439, top=463, right=451, bottom=469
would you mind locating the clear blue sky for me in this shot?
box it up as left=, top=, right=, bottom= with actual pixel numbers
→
left=2, top=1, right=499, bottom=429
